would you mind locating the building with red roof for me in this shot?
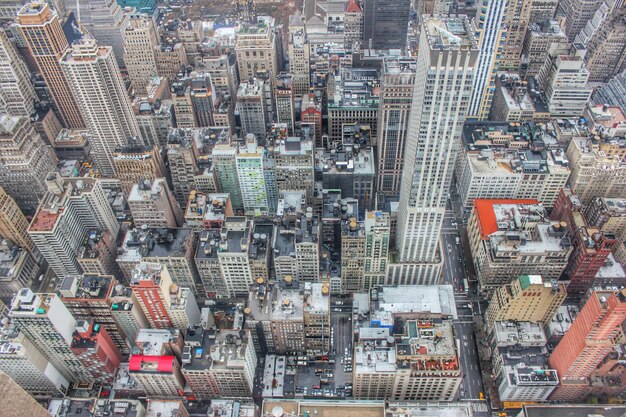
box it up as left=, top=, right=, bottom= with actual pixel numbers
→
left=128, top=354, right=185, bottom=397
left=468, top=199, right=572, bottom=293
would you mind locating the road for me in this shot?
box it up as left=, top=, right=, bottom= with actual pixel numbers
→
left=441, top=188, right=489, bottom=416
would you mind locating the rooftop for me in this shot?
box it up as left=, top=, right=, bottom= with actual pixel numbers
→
left=59, top=274, right=112, bottom=300
left=135, top=328, right=181, bottom=356
left=181, top=328, right=249, bottom=372
left=423, top=16, right=478, bottom=50
left=128, top=354, right=175, bottom=373
left=523, top=405, right=626, bottom=417
left=118, top=227, right=191, bottom=262
left=146, top=400, right=185, bottom=417
left=329, top=67, right=380, bottom=109
left=371, top=285, right=457, bottom=319
left=492, top=321, right=548, bottom=348
left=127, top=179, right=167, bottom=203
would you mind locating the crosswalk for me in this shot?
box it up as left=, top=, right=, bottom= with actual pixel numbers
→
left=472, top=402, right=489, bottom=412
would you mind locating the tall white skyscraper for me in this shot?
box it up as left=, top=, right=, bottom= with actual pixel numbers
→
left=0, top=30, right=36, bottom=117
left=61, top=37, right=141, bottom=176
left=468, top=0, right=507, bottom=119
left=393, top=16, right=478, bottom=283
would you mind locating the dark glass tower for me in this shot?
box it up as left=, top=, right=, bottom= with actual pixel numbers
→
left=362, top=0, right=410, bottom=50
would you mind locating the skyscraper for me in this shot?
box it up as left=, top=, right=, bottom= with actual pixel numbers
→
left=377, top=57, right=416, bottom=196
left=122, top=14, right=159, bottom=95
left=468, top=0, right=507, bottom=119
left=362, top=0, right=411, bottom=50
left=394, top=16, right=478, bottom=282
left=559, top=0, right=605, bottom=41
left=61, top=37, right=142, bottom=176
left=17, top=2, right=85, bottom=128
left=0, top=29, right=36, bottom=117
left=548, top=290, right=626, bottom=400
left=0, top=115, right=56, bottom=214
left=498, top=0, right=533, bottom=70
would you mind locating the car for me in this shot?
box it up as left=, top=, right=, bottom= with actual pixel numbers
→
left=479, top=392, right=485, bottom=400
left=345, top=348, right=348, bottom=354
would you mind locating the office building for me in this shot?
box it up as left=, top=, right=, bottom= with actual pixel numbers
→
left=541, top=46, right=593, bottom=117
left=58, top=274, right=129, bottom=355
left=456, top=122, right=571, bottom=210
left=0, top=328, right=70, bottom=397
left=468, top=0, right=507, bottom=119
left=236, top=78, right=268, bottom=138
left=551, top=188, right=618, bottom=294
left=0, top=115, right=56, bottom=214
left=134, top=328, right=184, bottom=358
left=69, top=320, right=122, bottom=383
left=112, top=146, right=166, bottom=196
left=363, top=211, right=390, bottom=289
left=130, top=262, right=200, bottom=330
left=467, top=199, right=572, bottom=292
left=28, top=174, right=119, bottom=277
left=566, top=136, right=626, bottom=204
left=549, top=290, right=626, bottom=401
left=181, top=328, right=257, bottom=400
left=0, top=240, right=39, bottom=299
left=377, top=57, right=416, bottom=196
left=300, top=94, right=322, bottom=147
left=128, top=178, right=183, bottom=228
left=129, top=354, right=185, bottom=397
left=123, top=14, right=159, bottom=95
left=344, top=0, right=363, bottom=48
left=235, top=16, right=278, bottom=80
left=269, top=134, right=315, bottom=204
left=17, top=2, right=85, bottom=128
left=489, top=321, right=559, bottom=401
left=287, top=21, right=310, bottom=96
left=9, top=289, right=94, bottom=382
left=487, top=275, right=566, bottom=327
left=361, top=0, right=410, bottom=50
left=0, top=30, right=36, bottom=117
left=61, top=37, right=142, bottom=176
left=395, top=17, right=478, bottom=283
left=490, top=74, right=551, bottom=122
left=523, top=21, right=568, bottom=77
left=340, top=218, right=366, bottom=293
left=593, top=69, right=626, bottom=110
left=576, top=2, right=626, bottom=83
left=559, top=0, right=605, bottom=40
left=275, top=74, right=295, bottom=133
left=328, top=67, right=379, bottom=144
left=236, top=136, right=270, bottom=215
left=499, top=0, right=533, bottom=70
left=529, top=0, right=558, bottom=24
left=107, top=285, right=149, bottom=347
left=0, top=187, right=37, bottom=257
left=66, top=0, right=126, bottom=67
left=166, top=128, right=198, bottom=207
left=76, top=230, right=120, bottom=277
left=353, top=286, right=461, bottom=401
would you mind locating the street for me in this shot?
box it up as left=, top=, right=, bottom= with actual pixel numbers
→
left=441, top=187, right=490, bottom=416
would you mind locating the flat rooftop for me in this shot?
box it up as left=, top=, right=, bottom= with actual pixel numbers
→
left=372, top=285, right=457, bottom=318
left=146, top=400, right=185, bottom=417
left=523, top=405, right=626, bottom=417
left=423, top=16, right=478, bottom=50
left=262, top=400, right=385, bottom=417
left=493, top=321, right=548, bottom=348
left=118, top=227, right=191, bottom=262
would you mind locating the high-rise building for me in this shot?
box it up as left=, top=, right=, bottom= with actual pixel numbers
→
left=0, top=328, right=70, bottom=397
left=395, top=17, right=478, bottom=283
left=363, top=211, right=390, bottom=289
left=486, top=275, right=566, bottom=327
left=377, top=57, right=415, bottom=196
left=130, top=262, right=200, bottom=330
left=287, top=22, right=310, bottom=96
left=529, top=0, right=558, bottom=24
left=17, top=2, right=85, bottom=128
left=0, top=30, right=36, bottom=117
left=112, top=146, right=166, bottom=196
left=9, top=289, right=93, bottom=382
left=551, top=188, right=618, bottom=294
left=0, top=240, right=39, bottom=298
left=236, top=136, right=270, bottom=215
left=269, top=134, right=314, bottom=204
left=0, top=115, right=56, bottom=214
left=235, top=16, right=278, bottom=80
left=361, top=0, right=410, bottom=50
left=128, top=178, right=183, bottom=228
left=77, top=229, right=120, bottom=277
left=344, top=0, right=363, bottom=49
left=155, top=41, right=188, bottom=82
left=0, top=369, right=60, bottom=416
left=66, top=0, right=127, bottom=67
left=122, top=14, right=159, bottom=94
left=468, top=0, right=507, bottom=119
left=498, top=0, right=533, bottom=70
left=300, top=94, right=322, bottom=147
left=181, top=328, right=257, bottom=400
left=129, top=354, right=186, bottom=397
left=28, top=174, right=119, bottom=277
left=69, top=319, right=122, bottom=383
left=468, top=199, right=572, bottom=293
left=0, top=187, right=37, bottom=258
left=575, top=2, right=626, bottom=82
left=566, top=136, right=626, bottom=204
left=58, top=274, right=130, bottom=355
left=275, top=73, right=295, bottom=133
left=523, top=21, right=568, bottom=77
left=540, top=45, right=593, bottom=117
left=107, top=285, right=149, bottom=347
left=61, top=37, right=142, bottom=177
left=548, top=290, right=626, bottom=401
left=340, top=218, right=366, bottom=293
left=236, top=78, right=268, bottom=138
left=559, top=0, right=605, bottom=40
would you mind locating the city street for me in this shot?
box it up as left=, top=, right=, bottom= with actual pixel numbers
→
left=442, top=188, right=490, bottom=416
